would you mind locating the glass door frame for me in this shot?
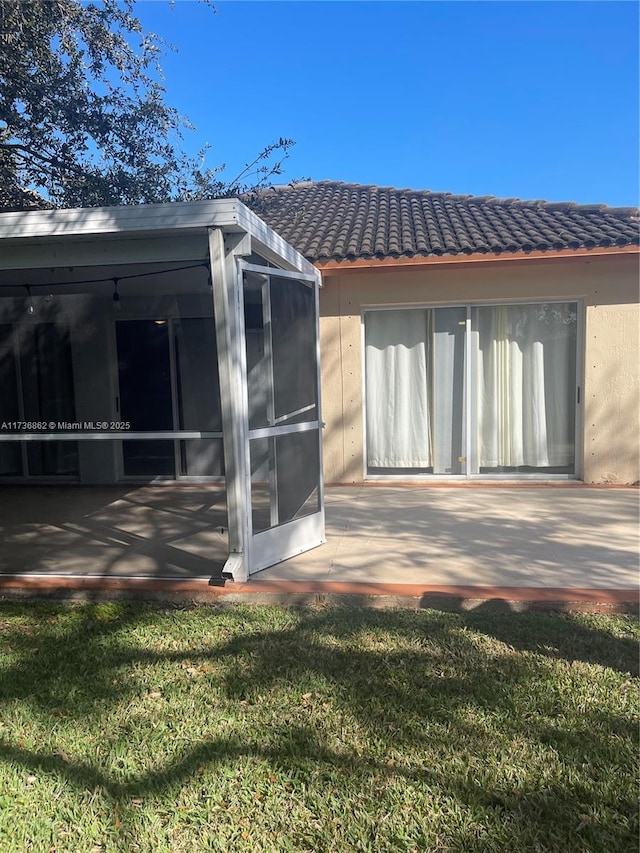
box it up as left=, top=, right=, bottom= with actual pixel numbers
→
left=361, top=298, right=583, bottom=481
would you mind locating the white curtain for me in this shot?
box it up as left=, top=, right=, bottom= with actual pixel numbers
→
left=476, top=304, right=575, bottom=468
left=365, top=310, right=433, bottom=468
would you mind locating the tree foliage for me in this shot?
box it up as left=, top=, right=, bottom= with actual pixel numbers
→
left=0, top=0, right=293, bottom=210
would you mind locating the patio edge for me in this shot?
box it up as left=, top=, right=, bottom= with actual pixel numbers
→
left=0, top=575, right=637, bottom=613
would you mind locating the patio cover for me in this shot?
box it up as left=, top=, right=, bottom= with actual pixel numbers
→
left=0, top=200, right=325, bottom=582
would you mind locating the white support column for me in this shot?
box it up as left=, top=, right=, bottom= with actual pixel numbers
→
left=209, top=228, right=250, bottom=582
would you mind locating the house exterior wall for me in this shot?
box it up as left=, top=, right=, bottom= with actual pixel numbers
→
left=319, top=252, right=639, bottom=484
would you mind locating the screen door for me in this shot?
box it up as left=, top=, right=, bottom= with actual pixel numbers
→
left=240, top=262, right=325, bottom=574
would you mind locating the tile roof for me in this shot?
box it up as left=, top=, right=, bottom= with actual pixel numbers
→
left=247, top=180, right=640, bottom=262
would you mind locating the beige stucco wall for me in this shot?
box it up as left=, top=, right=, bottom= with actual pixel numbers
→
left=319, top=252, right=639, bottom=484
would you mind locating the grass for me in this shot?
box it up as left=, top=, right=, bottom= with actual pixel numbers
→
left=0, top=602, right=637, bottom=853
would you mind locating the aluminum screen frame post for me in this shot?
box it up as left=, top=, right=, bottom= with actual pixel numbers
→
left=209, top=227, right=251, bottom=582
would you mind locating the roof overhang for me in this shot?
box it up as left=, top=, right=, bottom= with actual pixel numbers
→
left=315, top=244, right=639, bottom=276
left=0, top=199, right=321, bottom=284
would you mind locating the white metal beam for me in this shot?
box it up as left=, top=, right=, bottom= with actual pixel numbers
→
left=0, top=199, right=319, bottom=282
left=235, top=203, right=320, bottom=281
left=0, top=234, right=209, bottom=271
left=0, top=198, right=243, bottom=240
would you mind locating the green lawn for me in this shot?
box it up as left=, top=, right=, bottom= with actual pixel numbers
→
left=0, top=602, right=637, bottom=853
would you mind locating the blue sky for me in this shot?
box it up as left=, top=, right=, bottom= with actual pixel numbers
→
left=135, top=1, right=639, bottom=206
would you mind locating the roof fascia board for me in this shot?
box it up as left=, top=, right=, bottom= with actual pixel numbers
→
left=315, top=245, right=640, bottom=275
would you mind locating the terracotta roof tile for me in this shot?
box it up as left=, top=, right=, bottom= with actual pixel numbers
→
left=247, top=180, right=639, bottom=262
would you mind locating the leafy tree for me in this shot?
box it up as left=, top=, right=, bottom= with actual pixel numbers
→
left=0, top=0, right=293, bottom=210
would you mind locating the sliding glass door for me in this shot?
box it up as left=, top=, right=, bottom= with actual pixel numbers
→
left=364, top=301, right=578, bottom=478
left=0, top=324, right=23, bottom=476
left=117, top=320, right=175, bottom=477
left=365, top=307, right=466, bottom=475
left=471, top=303, right=577, bottom=474
left=0, top=323, right=78, bottom=478
left=115, top=317, right=224, bottom=480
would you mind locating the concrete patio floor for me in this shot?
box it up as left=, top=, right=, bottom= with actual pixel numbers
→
left=273, top=485, right=639, bottom=590
left=0, top=485, right=637, bottom=601
left=0, top=485, right=229, bottom=579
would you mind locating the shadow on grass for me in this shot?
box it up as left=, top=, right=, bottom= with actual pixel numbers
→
left=0, top=602, right=637, bottom=851
left=465, top=602, right=639, bottom=676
